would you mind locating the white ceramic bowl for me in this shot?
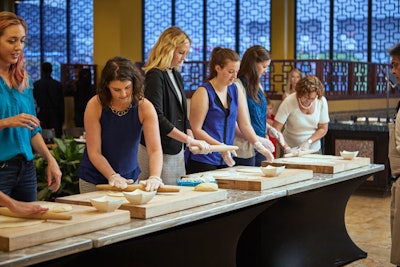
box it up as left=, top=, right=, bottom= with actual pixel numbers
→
left=123, top=189, right=156, bottom=205
left=340, top=150, right=359, bottom=160
left=90, top=196, right=124, bottom=212
left=260, top=165, right=286, bottom=177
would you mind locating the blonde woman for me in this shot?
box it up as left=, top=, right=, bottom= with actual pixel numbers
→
left=139, top=26, right=210, bottom=185
left=282, top=68, right=302, bottom=100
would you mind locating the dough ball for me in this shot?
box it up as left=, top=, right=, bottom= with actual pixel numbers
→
left=194, top=182, right=218, bottom=192
left=40, top=203, right=73, bottom=213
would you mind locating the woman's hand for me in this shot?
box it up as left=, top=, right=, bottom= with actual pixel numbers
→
left=187, top=136, right=211, bottom=154
left=3, top=113, right=40, bottom=130
left=139, top=176, right=164, bottom=191
left=221, top=150, right=237, bottom=167
left=254, top=141, right=274, bottom=163
left=108, top=173, right=133, bottom=189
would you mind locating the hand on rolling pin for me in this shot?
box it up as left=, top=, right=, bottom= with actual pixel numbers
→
left=139, top=176, right=164, bottom=191
left=187, top=136, right=211, bottom=154
left=254, top=141, right=275, bottom=163
left=284, top=146, right=300, bottom=157
left=299, top=138, right=312, bottom=151
left=108, top=173, right=133, bottom=189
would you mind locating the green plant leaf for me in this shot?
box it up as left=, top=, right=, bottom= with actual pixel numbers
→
left=34, top=137, right=83, bottom=201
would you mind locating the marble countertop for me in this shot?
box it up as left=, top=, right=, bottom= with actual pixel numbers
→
left=0, top=164, right=384, bottom=267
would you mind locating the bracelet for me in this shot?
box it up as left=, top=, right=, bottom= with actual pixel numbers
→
left=307, top=139, right=313, bottom=144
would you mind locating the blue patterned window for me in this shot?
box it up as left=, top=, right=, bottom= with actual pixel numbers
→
left=296, top=0, right=330, bottom=60
left=371, top=0, right=400, bottom=63
left=296, top=0, right=400, bottom=63
left=144, top=0, right=272, bottom=61
left=144, top=0, right=272, bottom=92
left=16, top=0, right=93, bottom=81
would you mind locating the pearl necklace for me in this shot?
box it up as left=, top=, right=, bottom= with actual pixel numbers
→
left=110, top=103, right=132, bottom=116
left=298, top=98, right=314, bottom=110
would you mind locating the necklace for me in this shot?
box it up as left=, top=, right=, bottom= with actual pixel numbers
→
left=110, top=103, right=132, bottom=116
left=298, top=98, right=314, bottom=110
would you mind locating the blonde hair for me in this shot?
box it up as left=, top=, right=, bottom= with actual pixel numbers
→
left=143, top=26, right=191, bottom=73
left=285, top=68, right=302, bottom=94
left=0, top=11, right=28, bottom=91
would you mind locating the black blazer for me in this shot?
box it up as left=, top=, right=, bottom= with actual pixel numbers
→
left=141, top=68, right=191, bottom=155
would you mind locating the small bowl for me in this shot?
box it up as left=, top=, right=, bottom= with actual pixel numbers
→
left=123, top=189, right=156, bottom=205
left=260, top=165, right=286, bottom=177
left=90, top=196, right=124, bottom=212
left=340, top=150, right=359, bottom=160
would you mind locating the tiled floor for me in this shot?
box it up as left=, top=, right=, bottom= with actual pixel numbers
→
left=345, top=191, right=394, bottom=266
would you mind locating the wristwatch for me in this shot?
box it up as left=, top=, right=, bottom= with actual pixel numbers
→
left=307, top=139, right=313, bottom=144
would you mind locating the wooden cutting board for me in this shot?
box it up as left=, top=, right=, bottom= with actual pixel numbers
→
left=202, top=167, right=313, bottom=191
left=0, top=201, right=130, bottom=252
left=56, top=186, right=227, bottom=219
left=264, top=154, right=371, bottom=174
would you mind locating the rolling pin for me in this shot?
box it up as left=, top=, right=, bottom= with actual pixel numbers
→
left=189, top=144, right=239, bottom=154
left=96, top=184, right=180, bottom=192
left=0, top=207, right=72, bottom=220
left=283, top=149, right=319, bottom=158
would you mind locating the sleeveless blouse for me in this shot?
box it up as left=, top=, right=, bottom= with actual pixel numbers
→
left=189, top=81, right=238, bottom=165
left=78, top=104, right=142, bottom=184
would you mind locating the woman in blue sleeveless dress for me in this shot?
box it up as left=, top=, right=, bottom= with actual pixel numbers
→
left=78, top=56, right=164, bottom=193
left=186, top=47, right=275, bottom=174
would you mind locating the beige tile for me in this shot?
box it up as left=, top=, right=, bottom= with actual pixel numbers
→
left=345, top=193, right=395, bottom=266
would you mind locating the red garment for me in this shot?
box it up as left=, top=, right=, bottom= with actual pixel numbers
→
left=267, top=114, right=277, bottom=157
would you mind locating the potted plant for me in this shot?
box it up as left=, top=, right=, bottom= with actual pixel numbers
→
left=35, top=137, right=85, bottom=201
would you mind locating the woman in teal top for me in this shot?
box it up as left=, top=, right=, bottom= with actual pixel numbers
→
left=0, top=11, right=61, bottom=202
left=233, top=45, right=280, bottom=166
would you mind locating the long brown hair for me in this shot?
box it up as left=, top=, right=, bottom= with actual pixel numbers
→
left=238, top=45, right=271, bottom=103
left=0, top=11, right=28, bottom=91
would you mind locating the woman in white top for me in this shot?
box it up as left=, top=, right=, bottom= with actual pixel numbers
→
left=273, top=75, right=329, bottom=154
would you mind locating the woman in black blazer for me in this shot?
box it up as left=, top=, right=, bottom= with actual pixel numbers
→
left=138, top=26, right=210, bottom=185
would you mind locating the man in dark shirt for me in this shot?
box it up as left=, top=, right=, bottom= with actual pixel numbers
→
left=33, top=62, right=65, bottom=138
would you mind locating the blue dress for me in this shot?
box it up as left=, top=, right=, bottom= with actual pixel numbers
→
left=78, top=104, right=142, bottom=184
left=189, top=81, right=238, bottom=166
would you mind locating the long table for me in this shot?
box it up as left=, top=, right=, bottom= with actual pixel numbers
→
left=0, top=164, right=384, bottom=267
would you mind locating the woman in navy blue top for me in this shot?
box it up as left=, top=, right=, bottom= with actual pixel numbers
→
left=186, top=47, right=275, bottom=174
left=0, top=11, right=61, bottom=203
left=78, top=56, right=164, bottom=193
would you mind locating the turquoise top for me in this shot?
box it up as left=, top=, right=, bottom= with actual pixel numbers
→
left=0, top=77, right=41, bottom=161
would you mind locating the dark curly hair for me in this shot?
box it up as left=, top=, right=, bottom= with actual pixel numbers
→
left=97, top=56, right=144, bottom=108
